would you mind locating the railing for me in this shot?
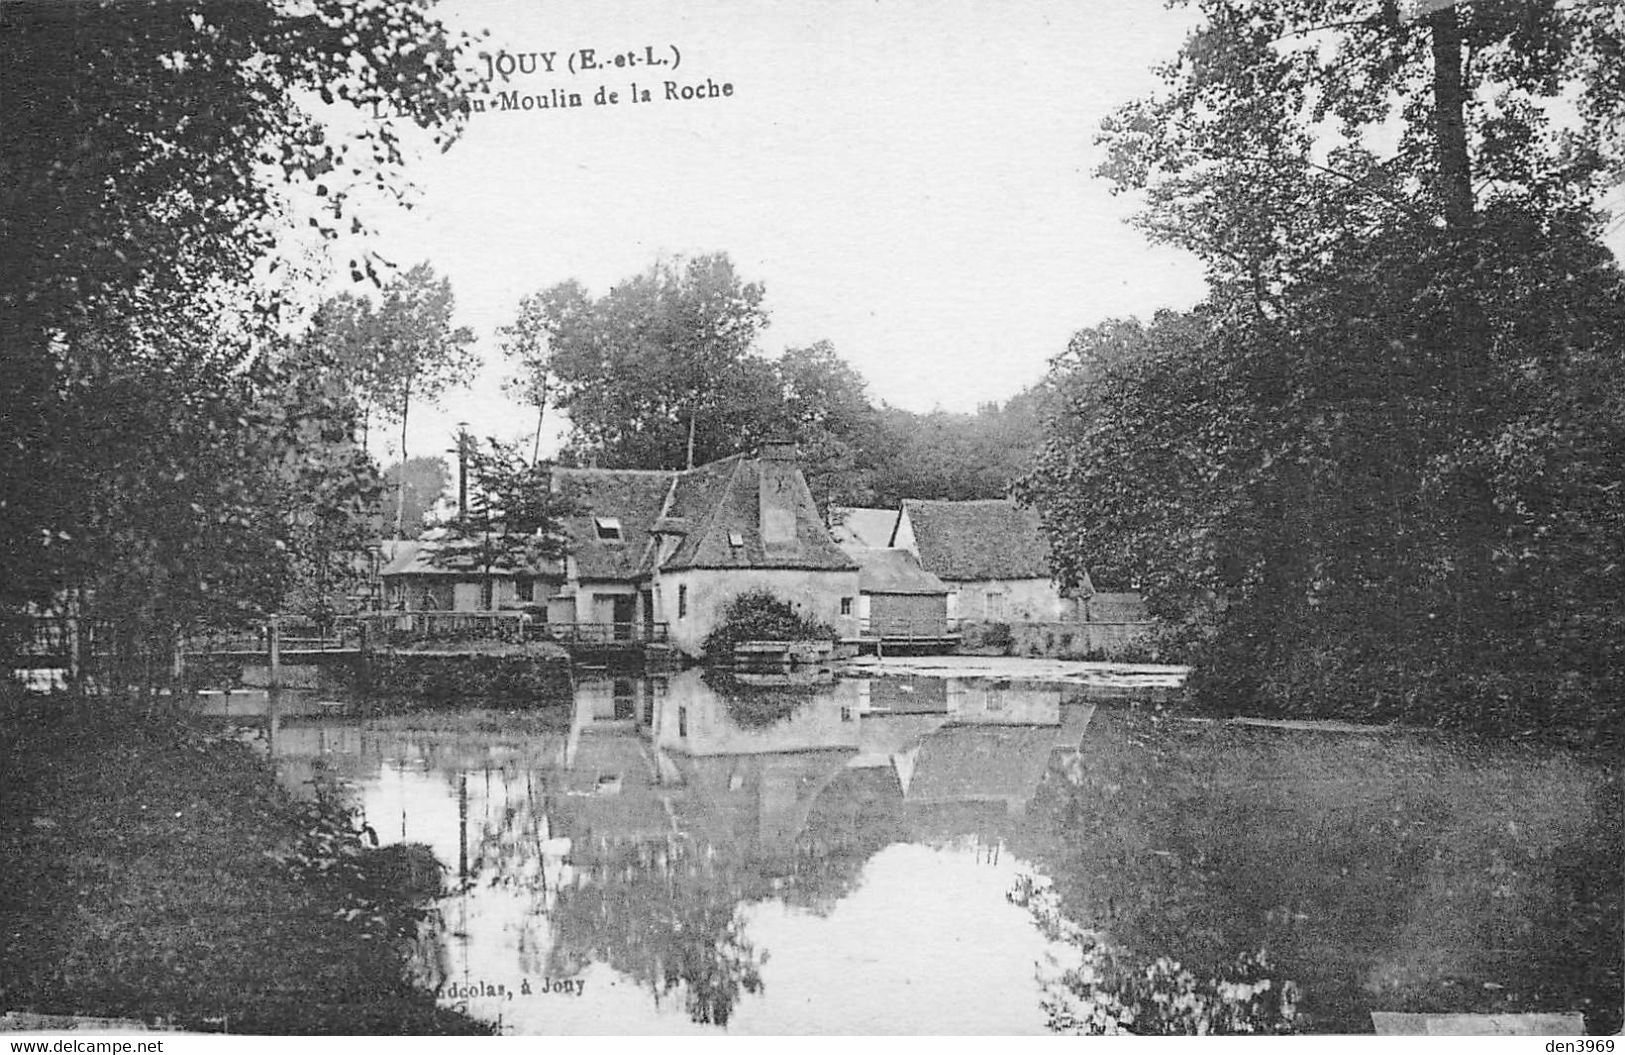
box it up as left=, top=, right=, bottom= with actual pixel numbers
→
left=188, top=630, right=359, bottom=654
left=533, top=621, right=669, bottom=646
left=345, top=610, right=529, bottom=641
left=341, top=611, right=669, bottom=648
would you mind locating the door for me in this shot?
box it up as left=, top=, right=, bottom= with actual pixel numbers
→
left=612, top=594, right=636, bottom=640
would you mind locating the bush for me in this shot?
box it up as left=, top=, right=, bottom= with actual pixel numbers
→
left=701, top=588, right=836, bottom=657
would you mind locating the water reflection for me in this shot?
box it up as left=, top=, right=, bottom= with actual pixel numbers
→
left=207, top=677, right=1620, bottom=1034
left=255, top=670, right=1084, bottom=1034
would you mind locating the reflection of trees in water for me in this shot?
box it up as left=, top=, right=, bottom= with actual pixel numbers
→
left=1023, top=710, right=1623, bottom=1033
left=462, top=765, right=552, bottom=888
left=1011, top=875, right=1299, bottom=1035
left=406, top=904, right=455, bottom=995
left=546, top=838, right=767, bottom=1026
left=782, top=768, right=905, bottom=915
left=700, top=667, right=818, bottom=728
left=1522, top=772, right=1623, bottom=1035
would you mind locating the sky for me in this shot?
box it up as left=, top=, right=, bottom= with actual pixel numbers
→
left=315, top=0, right=1214, bottom=466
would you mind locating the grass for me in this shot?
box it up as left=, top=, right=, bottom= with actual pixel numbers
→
left=0, top=694, right=489, bottom=1035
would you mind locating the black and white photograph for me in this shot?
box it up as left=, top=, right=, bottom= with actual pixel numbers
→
left=2, top=0, right=1622, bottom=1042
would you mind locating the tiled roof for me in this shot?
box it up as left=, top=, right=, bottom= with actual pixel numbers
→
left=377, top=537, right=546, bottom=578
left=829, top=507, right=899, bottom=549
left=849, top=547, right=948, bottom=595
left=660, top=456, right=856, bottom=572
left=552, top=468, right=678, bottom=580
left=901, top=499, right=1051, bottom=582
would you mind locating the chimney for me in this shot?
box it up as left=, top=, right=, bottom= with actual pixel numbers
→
left=757, top=442, right=800, bottom=552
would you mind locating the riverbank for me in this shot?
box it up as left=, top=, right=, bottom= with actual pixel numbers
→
left=0, top=696, right=487, bottom=1035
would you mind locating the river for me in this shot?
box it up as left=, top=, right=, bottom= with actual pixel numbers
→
left=202, top=665, right=1622, bottom=1035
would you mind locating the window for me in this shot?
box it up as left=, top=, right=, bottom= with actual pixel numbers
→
left=594, top=516, right=623, bottom=541
left=515, top=577, right=534, bottom=602
left=678, top=584, right=688, bottom=618
left=840, top=597, right=853, bottom=616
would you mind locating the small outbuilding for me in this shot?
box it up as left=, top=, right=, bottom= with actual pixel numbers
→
left=847, top=547, right=951, bottom=640
left=894, top=499, right=1072, bottom=622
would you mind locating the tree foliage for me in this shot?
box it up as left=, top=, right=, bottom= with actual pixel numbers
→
left=496, top=288, right=560, bottom=465
left=0, top=0, right=476, bottom=684
left=307, top=263, right=477, bottom=536
left=1019, top=0, right=1625, bottom=742
left=535, top=255, right=773, bottom=470
left=503, top=258, right=1046, bottom=509
left=382, top=457, right=451, bottom=538
left=436, top=438, right=577, bottom=583
left=867, top=392, right=1046, bottom=509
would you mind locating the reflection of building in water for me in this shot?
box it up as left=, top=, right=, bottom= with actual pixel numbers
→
left=636, top=669, right=863, bottom=876
left=647, top=669, right=862, bottom=756
left=944, top=679, right=1063, bottom=725
left=863, top=675, right=948, bottom=715
left=259, top=671, right=1096, bottom=1028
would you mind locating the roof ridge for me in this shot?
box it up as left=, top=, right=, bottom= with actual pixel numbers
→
left=685, top=455, right=747, bottom=547
left=676, top=451, right=748, bottom=480
left=554, top=466, right=678, bottom=477
left=905, top=497, right=1018, bottom=506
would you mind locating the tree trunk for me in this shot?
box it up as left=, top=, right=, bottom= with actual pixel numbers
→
left=394, top=378, right=412, bottom=540
left=531, top=374, right=549, bottom=467
left=1429, top=6, right=1473, bottom=228
left=686, top=407, right=697, bottom=471
left=1430, top=4, right=1500, bottom=671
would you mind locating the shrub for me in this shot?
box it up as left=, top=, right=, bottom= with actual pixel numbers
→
left=701, top=588, right=836, bottom=657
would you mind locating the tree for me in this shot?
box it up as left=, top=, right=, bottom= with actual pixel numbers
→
left=1020, top=0, right=1625, bottom=741
left=331, top=263, right=477, bottom=538
left=866, top=393, right=1046, bottom=509
left=0, top=0, right=477, bottom=683
left=497, top=288, right=568, bottom=466
left=543, top=255, right=774, bottom=470
left=433, top=438, right=578, bottom=608
left=770, top=341, right=879, bottom=511
left=1095, top=0, right=1623, bottom=300
left=382, top=457, right=451, bottom=538
left=1014, top=311, right=1243, bottom=608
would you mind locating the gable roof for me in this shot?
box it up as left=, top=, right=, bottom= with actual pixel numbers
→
left=659, top=455, right=856, bottom=572
left=551, top=467, right=678, bottom=580
left=829, top=507, right=900, bottom=549
left=849, top=547, right=948, bottom=595
left=901, top=499, right=1051, bottom=582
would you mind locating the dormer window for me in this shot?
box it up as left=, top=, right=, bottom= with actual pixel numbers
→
left=727, top=530, right=745, bottom=548
left=594, top=516, right=623, bottom=542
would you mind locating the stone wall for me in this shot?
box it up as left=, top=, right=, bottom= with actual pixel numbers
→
left=960, top=619, right=1161, bottom=661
